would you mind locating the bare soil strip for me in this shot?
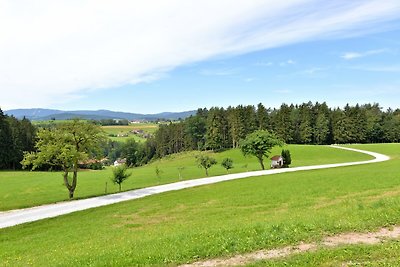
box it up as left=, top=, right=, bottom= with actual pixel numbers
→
left=181, top=226, right=400, bottom=267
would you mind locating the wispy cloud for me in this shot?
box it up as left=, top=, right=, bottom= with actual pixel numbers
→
left=348, top=64, right=400, bottom=72
left=244, top=77, right=255, bottom=82
left=341, top=49, right=388, bottom=60
left=255, top=61, right=273, bottom=67
left=302, top=67, right=324, bottom=74
left=1, top=0, right=400, bottom=108
left=279, top=59, right=296, bottom=67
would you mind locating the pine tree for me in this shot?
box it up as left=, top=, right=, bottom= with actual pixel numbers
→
left=256, top=103, right=269, bottom=130
left=0, top=108, right=13, bottom=169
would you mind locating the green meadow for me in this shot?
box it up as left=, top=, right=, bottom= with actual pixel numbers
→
left=0, top=145, right=370, bottom=211
left=102, top=123, right=158, bottom=143
left=1, top=144, right=399, bottom=266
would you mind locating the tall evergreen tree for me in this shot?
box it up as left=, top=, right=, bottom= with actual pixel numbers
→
left=256, top=103, right=269, bottom=130
left=205, top=107, right=229, bottom=150
left=314, top=113, right=329, bottom=144
left=0, top=108, right=13, bottom=169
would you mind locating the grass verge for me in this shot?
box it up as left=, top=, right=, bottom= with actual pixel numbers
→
left=0, top=144, right=398, bottom=266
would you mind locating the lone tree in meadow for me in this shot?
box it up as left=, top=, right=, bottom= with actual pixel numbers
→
left=196, top=154, right=217, bottom=176
left=240, top=130, right=283, bottom=170
left=221, top=158, right=233, bottom=173
left=111, top=165, right=132, bottom=192
left=22, top=119, right=106, bottom=199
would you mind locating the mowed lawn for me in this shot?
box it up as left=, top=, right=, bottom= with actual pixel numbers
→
left=1, top=144, right=399, bottom=266
left=0, top=145, right=371, bottom=211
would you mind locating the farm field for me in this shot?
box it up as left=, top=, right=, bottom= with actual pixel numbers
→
left=0, top=145, right=372, bottom=211
left=1, top=144, right=399, bottom=266
left=101, top=123, right=159, bottom=143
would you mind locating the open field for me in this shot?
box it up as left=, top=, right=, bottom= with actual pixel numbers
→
left=102, top=123, right=158, bottom=142
left=0, top=145, right=372, bottom=211
left=1, top=144, right=399, bottom=266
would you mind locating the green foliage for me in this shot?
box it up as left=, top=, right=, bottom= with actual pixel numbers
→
left=155, top=166, right=163, bottom=179
left=281, top=149, right=292, bottom=167
left=221, top=158, right=233, bottom=172
left=22, top=119, right=106, bottom=199
left=196, top=154, right=217, bottom=176
left=148, top=102, right=400, bottom=162
left=240, top=130, right=284, bottom=170
left=111, top=165, right=131, bottom=192
left=0, top=108, right=36, bottom=170
left=205, top=107, right=229, bottom=150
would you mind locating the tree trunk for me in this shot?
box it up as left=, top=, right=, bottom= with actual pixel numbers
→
left=205, top=168, right=209, bottom=176
left=258, top=157, right=265, bottom=170
left=69, top=167, right=78, bottom=199
left=63, top=169, right=75, bottom=199
left=119, top=183, right=121, bottom=192
left=69, top=189, right=74, bottom=199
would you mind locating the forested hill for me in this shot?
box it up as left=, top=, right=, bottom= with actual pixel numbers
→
left=4, top=108, right=196, bottom=121
left=153, top=102, right=400, bottom=158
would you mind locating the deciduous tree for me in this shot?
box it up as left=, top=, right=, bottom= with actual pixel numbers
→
left=22, top=119, right=106, bottom=199
left=240, top=130, right=283, bottom=170
left=111, top=165, right=131, bottom=192
left=221, top=158, right=233, bottom=173
left=196, top=154, right=217, bottom=176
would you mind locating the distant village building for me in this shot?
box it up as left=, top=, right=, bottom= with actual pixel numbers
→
left=270, top=155, right=283, bottom=169
left=114, top=158, right=127, bottom=166
left=131, top=129, right=144, bottom=135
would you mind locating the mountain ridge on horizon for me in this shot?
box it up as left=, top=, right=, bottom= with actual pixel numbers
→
left=4, top=108, right=196, bottom=121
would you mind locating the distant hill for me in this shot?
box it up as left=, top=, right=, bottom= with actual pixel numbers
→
left=4, top=108, right=196, bottom=121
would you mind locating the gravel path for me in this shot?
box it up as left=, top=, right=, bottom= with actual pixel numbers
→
left=0, top=145, right=389, bottom=229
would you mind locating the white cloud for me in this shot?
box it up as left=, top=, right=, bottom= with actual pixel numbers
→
left=341, top=49, right=388, bottom=60
left=255, top=61, right=273, bottom=67
left=1, top=0, right=400, bottom=109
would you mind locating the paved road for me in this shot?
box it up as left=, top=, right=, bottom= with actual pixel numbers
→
left=0, top=145, right=390, bottom=229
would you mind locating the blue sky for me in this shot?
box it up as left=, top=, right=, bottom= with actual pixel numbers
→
left=1, top=1, right=400, bottom=113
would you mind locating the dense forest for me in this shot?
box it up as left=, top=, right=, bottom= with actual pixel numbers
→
left=152, top=102, right=400, bottom=158
left=1, top=102, right=400, bottom=170
left=0, top=108, right=36, bottom=169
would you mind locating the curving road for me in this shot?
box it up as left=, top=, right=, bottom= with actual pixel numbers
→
left=0, top=145, right=390, bottom=229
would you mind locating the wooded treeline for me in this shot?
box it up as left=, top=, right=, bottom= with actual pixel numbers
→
left=1, top=102, right=400, bottom=170
left=152, top=102, right=400, bottom=158
left=0, top=108, right=36, bottom=169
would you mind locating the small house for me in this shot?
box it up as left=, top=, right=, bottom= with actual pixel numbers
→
left=270, top=155, right=283, bottom=169
left=114, top=158, right=127, bottom=166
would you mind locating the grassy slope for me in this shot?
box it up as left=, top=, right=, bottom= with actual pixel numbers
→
left=0, top=144, right=399, bottom=266
left=0, top=145, right=371, bottom=211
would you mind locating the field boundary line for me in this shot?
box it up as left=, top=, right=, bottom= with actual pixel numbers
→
left=0, top=145, right=389, bottom=229
left=180, top=225, right=400, bottom=266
